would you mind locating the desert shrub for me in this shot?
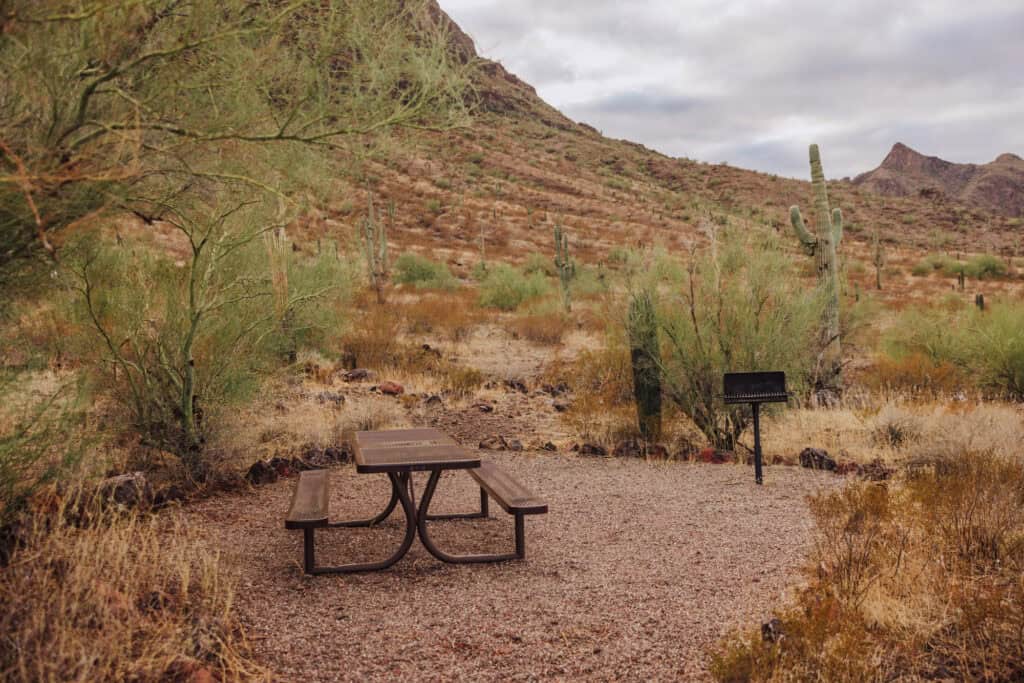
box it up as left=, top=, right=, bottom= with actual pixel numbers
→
left=0, top=507, right=258, bottom=681
left=964, top=253, right=1008, bottom=279
left=712, top=452, right=1024, bottom=681
left=478, top=264, right=550, bottom=311
left=658, top=229, right=825, bottom=449
left=400, top=291, right=480, bottom=341
left=507, top=305, right=571, bottom=345
left=522, top=252, right=556, bottom=277
left=392, top=252, right=458, bottom=291
left=886, top=303, right=1024, bottom=399
left=341, top=305, right=404, bottom=368
left=911, top=253, right=955, bottom=276
left=0, top=379, right=84, bottom=529
left=868, top=404, right=923, bottom=448
left=438, top=365, right=485, bottom=399
left=66, top=203, right=349, bottom=479
left=862, top=352, right=966, bottom=396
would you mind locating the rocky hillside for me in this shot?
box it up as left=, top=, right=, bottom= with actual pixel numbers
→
left=326, top=2, right=1021, bottom=265
left=854, top=143, right=1024, bottom=218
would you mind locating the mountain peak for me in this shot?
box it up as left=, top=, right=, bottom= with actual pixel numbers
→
left=855, top=144, right=1024, bottom=217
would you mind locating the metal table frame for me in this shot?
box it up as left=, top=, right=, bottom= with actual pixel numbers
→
left=304, top=429, right=516, bottom=575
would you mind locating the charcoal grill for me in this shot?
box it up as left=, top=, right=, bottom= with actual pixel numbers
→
left=722, top=372, right=790, bottom=485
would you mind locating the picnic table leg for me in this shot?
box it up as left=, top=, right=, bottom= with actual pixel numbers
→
left=309, top=472, right=417, bottom=574
left=424, top=477, right=489, bottom=521
left=416, top=470, right=521, bottom=564
left=327, top=477, right=400, bottom=528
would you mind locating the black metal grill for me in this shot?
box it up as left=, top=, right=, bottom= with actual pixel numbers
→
left=722, top=372, right=789, bottom=405
left=721, top=372, right=789, bottom=485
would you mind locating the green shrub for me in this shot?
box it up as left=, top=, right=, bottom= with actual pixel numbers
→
left=911, top=253, right=956, bottom=277
left=886, top=302, right=1024, bottom=399
left=658, top=229, right=825, bottom=449
left=964, top=253, right=1008, bottom=280
left=522, top=252, right=556, bottom=277
left=478, top=264, right=550, bottom=311
left=392, top=252, right=458, bottom=291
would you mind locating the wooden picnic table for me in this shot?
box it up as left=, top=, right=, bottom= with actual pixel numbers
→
left=284, top=428, right=547, bottom=575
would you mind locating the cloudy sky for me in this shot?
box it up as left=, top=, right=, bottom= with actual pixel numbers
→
left=442, top=0, right=1024, bottom=179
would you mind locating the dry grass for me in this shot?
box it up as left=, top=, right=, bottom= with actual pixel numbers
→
left=506, top=308, right=571, bottom=345
left=0, top=503, right=260, bottom=682
left=760, top=400, right=1024, bottom=466
left=398, top=289, right=485, bottom=342
left=711, top=450, right=1024, bottom=681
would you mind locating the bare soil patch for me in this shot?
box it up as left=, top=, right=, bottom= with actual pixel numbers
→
left=182, top=454, right=838, bottom=681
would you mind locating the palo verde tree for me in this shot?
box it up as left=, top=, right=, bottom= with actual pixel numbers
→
left=67, top=194, right=346, bottom=479
left=658, top=225, right=824, bottom=450
left=790, top=143, right=845, bottom=393
left=0, top=0, right=474, bottom=279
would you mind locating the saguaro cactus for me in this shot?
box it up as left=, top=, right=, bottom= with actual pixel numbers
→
left=628, top=289, right=662, bottom=441
left=872, top=228, right=885, bottom=290
left=553, top=223, right=574, bottom=312
left=362, top=193, right=388, bottom=304
left=790, top=144, right=843, bottom=389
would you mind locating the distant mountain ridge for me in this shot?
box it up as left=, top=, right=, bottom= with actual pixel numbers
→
left=853, top=143, right=1024, bottom=217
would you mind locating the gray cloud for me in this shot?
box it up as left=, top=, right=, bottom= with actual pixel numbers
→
left=442, top=0, right=1024, bottom=178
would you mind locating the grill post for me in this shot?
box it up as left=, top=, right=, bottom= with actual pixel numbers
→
left=752, top=402, right=763, bottom=485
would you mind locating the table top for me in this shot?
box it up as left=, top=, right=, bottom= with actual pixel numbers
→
left=352, top=428, right=481, bottom=474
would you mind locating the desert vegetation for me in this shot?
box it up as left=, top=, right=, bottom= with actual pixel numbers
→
left=2, top=1, right=1023, bottom=681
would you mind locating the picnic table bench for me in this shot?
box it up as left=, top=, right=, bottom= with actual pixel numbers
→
left=284, top=428, right=547, bottom=575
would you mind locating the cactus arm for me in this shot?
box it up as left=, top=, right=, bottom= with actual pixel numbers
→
left=832, top=208, right=843, bottom=247
left=790, top=206, right=817, bottom=255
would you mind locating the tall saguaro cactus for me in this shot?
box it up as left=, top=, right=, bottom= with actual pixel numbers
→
left=790, top=144, right=843, bottom=388
left=872, top=227, right=885, bottom=290
left=554, top=223, right=574, bottom=312
left=362, top=193, right=388, bottom=304
left=628, top=289, right=662, bottom=441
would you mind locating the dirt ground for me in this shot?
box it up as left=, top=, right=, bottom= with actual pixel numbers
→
left=183, top=454, right=838, bottom=681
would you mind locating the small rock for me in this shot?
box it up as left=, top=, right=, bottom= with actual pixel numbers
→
left=420, top=343, right=442, bottom=358
left=245, top=460, right=278, bottom=486
left=479, top=436, right=508, bottom=450
left=799, top=447, right=837, bottom=471
left=315, top=391, right=346, bottom=406
left=578, top=443, right=608, bottom=457
left=541, top=441, right=558, bottom=452
left=541, top=382, right=570, bottom=396
left=379, top=381, right=405, bottom=396
left=472, top=402, right=494, bottom=413
left=551, top=400, right=571, bottom=413
left=97, top=472, right=153, bottom=510
left=506, top=439, right=524, bottom=452
left=761, top=618, right=785, bottom=643
left=505, top=378, right=529, bottom=394
left=697, top=448, right=732, bottom=464
left=613, top=439, right=643, bottom=458
left=423, top=394, right=443, bottom=406
left=860, top=458, right=893, bottom=481
left=343, top=368, right=375, bottom=382
left=647, top=443, right=670, bottom=458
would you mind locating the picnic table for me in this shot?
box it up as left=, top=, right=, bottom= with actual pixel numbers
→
left=284, top=428, right=547, bottom=575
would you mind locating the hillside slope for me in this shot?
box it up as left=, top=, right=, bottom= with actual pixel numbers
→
left=329, top=3, right=1024, bottom=266
left=854, top=143, right=1024, bottom=218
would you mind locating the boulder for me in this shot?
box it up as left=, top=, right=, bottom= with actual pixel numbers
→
left=479, top=436, right=508, bottom=450
left=97, top=472, right=153, bottom=510
left=379, top=381, right=405, bottom=396
left=342, top=368, right=375, bottom=382
left=799, top=448, right=837, bottom=471
left=696, top=448, right=732, bottom=464
left=245, top=460, right=278, bottom=486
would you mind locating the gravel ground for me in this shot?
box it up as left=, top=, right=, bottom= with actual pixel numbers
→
left=183, top=455, right=838, bottom=681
